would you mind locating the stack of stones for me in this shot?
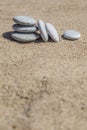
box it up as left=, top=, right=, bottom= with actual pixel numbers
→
left=11, top=15, right=59, bottom=42
left=11, top=15, right=81, bottom=43
left=11, top=16, right=40, bottom=42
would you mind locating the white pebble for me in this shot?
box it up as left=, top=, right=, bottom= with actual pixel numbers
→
left=38, top=20, right=48, bottom=42
left=63, top=30, right=81, bottom=40
left=13, top=16, right=37, bottom=26
left=12, top=24, right=38, bottom=33
left=11, top=32, right=40, bottom=42
left=46, top=23, right=59, bottom=42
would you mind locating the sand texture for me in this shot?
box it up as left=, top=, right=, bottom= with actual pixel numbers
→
left=0, top=0, right=87, bottom=130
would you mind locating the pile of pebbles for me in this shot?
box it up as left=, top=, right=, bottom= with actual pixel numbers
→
left=11, top=15, right=81, bottom=43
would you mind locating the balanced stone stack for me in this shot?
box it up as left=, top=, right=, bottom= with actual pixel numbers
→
left=11, top=16, right=40, bottom=42
left=11, top=15, right=59, bottom=43
left=11, top=15, right=81, bottom=43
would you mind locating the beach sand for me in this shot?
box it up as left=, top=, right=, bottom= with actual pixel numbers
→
left=0, top=0, right=87, bottom=130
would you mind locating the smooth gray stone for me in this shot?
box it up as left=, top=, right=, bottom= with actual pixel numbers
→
left=63, top=30, right=81, bottom=40
left=46, top=23, right=59, bottom=42
left=12, top=24, right=38, bottom=33
left=13, top=16, right=37, bottom=26
left=38, top=20, right=48, bottom=42
left=11, top=32, right=40, bottom=42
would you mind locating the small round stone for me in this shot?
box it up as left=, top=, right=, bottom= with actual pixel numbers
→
left=63, top=30, right=81, bottom=40
left=38, top=20, right=48, bottom=42
left=11, top=32, right=40, bottom=42
left=46, top=23, right=59, bottom=42
left=13, top=16, right=37, bottom=26
left=12, top=24, right=38, bottom=33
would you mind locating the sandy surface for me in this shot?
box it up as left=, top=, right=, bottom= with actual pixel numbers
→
left=0, top=0, right=87, bottom=130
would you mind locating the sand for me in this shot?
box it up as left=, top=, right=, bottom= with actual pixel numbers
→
left=0, top=0, right=87, bottom=130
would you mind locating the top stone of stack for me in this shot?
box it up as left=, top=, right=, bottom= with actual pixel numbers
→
left=13, top=16, right=37, bottom=26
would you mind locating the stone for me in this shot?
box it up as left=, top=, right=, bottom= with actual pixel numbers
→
left=46, top=23, right=59, bottom=42
left=38, top=20, right=48, bottom=42
left=13, top=16, right=37, bottom=26
left=63, top=30, right=81, bottom=40
left=11, top=32, right=40, bottom=42
left=12, top=24, right=38, bottom=33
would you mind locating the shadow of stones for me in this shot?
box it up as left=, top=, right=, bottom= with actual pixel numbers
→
left=3, top=31, right=14, bottom=41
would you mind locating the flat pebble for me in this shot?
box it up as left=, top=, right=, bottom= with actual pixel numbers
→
left=13, top=16, right=37, bottom=26
left=46, top=23, right=59, bottom=42
left=12, top=24, right=38, bottom=33
left=63, top=30, right=81, bottom=40
left=11, top=32, right=40, bottom=42
left=38, top=20, right=48, bottom=42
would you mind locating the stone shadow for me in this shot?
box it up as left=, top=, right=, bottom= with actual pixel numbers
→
left=3, top=31, right=14, bottom=41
